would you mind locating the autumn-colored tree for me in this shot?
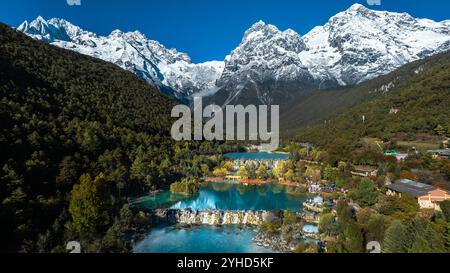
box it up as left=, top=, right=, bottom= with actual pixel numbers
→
left=213, top=167, right=228, bottom=177
left=223, top=161, right=235, bottom=172
left=399, top=171, right=418, bottom=181
left=434, top=124, right=446, bottom=136
left=257, top=164, right=269, bottom=180
left=237, top=166, right=249, bottom=179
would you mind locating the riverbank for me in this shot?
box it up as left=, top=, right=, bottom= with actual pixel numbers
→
left=204, top=177, right=308, bottom=189
left=253, top=221, right=321, bottom=253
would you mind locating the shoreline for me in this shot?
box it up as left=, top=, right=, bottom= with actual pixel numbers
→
left=203, top=177, right=308, bottom=188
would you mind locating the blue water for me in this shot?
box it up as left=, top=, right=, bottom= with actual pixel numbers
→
left=134, top=226, right=275, bottom=253
left=133, top=182, right=308, bottom=212
left=224, top=152, right=288, bottom=160
left=132, top=182, right=308, bottom=253
left=132, top=191, right=194, bottom=210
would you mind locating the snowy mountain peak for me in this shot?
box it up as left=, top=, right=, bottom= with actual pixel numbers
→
left=242, top=20, right=302, bottom=44
left=297, top=4, right=450, bottom=87
left=346, top=3, right=368, bottom=12
left=19, top=16, right=50, bottom=36
left=244, top=20, right=278, bottom=38
left=214, top=5, right=450, bottom=105
left=215, top=21, right=311, bottom=104
left=109, top=29, right=124, bottom=37
left=18, top=16, right=223, bottom=99
left=248, top=20, right=266, bottom=30
left=17, top=6, right=450, bottom=104
left=18, top=16, right=90, bottom=42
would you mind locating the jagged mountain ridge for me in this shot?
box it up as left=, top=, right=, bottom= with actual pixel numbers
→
left=212, top=4, right=450, bottom=105
left=17, top=4, right=450, bottom=104
left=17, top=17, right=224, bottom=99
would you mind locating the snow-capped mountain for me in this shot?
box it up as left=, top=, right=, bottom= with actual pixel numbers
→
left=300, top=4, right=450, bottom=86
left=214, top=20, right=318, bottom=105
left=17, top=17, right=224, bottom=99
left=17, top=4, right=450, bottom=105
left=212, top=4, right=450, bottom=105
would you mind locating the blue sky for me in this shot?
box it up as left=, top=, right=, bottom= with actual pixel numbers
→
left=1, top=0, right=449, bottom=62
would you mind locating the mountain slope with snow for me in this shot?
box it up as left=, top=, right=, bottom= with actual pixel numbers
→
left=212, top=4, right=450, bottom=105
left=17, top=17, right=224, bottom=99
left=17, top=4, right=450, bottom=104
left=300, top=4, right=450, bottom=86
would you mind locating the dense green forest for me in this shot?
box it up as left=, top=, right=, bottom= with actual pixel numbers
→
left=282, top=48, right=450, bottom=137
left=294, top=51, right=450, bottom=163
left=0, top=24, right=240, bottom=252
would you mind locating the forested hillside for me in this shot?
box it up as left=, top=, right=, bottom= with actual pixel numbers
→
left=0, top=24, right=238, bottom=252
left=294, top=51, right=450, bottom=162
left=281, top=50, right=450, bottom=136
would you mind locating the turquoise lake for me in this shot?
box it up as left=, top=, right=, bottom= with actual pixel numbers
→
left=133, top=182, right=308, bottom=211
left=132, top=182, right=308, bottom=253
left=133, top=226, right=274, bottom=253
left=224, top=152, right=288, bottom=160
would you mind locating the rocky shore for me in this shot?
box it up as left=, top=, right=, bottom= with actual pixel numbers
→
left=252, top=232, right=293, bottom=252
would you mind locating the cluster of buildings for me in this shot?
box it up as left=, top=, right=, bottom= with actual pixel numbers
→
left=384, top=149, right=450, bottom=161
left=384, top=150, right=409, bottom=161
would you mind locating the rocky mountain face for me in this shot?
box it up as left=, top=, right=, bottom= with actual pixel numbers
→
left=17, top=4, right=450, bottom=105
left=17, top=17, right=224, bottom=100
left=212, top=4, right=450, bottom=105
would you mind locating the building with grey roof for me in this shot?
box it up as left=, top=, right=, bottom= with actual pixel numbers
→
left=387, top=179, right=436, bottom=197
left=387, top=179, right=450, bottom=211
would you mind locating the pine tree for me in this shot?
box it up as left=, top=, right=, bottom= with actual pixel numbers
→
left=383, top=220, right=409, bottom=253
left=409, top=236, right=432, bottom=253
left=406, top=219, right=445, bottom=253
left=351, top=178, right=378, bottom=207
left=444, top=222, right=450, bottom=251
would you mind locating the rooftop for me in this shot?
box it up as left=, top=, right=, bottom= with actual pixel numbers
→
left=387, top=179, right=436, bottom=197
left=353, top=165, right=377, bottom=171
left=428, top=149, right=450, bottom=156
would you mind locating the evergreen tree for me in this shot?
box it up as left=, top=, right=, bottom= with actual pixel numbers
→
left=383, top=220, right=409, bottom=253
left=68, top=173, right=111, bottom=237
left=407, top=219, right=445, bottom=253
left=336, top=200, right=364, bottom=253
left=350, top=178, right=378, bottom=207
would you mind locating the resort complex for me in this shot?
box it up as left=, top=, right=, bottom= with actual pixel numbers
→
left=387, top=179, right=450, bottom=211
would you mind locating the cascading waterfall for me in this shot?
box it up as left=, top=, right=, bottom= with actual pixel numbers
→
left=176, top=209, right=265, bottom=226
